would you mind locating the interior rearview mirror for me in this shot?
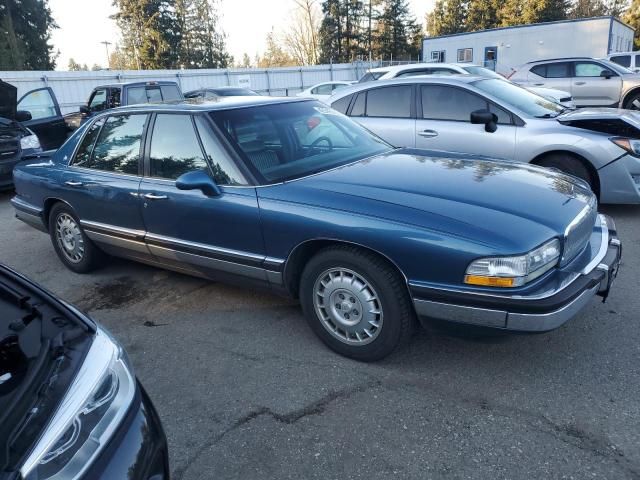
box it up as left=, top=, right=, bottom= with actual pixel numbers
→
left=176, top=170, right=221, bottom=197
left=600, top=70, right=614, bottom=79
left=470, top=109, right=498, bottom=133
left=15, top=110, right=32, bottom=122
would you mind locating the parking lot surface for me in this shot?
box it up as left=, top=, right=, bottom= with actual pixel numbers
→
left=1, top=191, right=639, bottom=479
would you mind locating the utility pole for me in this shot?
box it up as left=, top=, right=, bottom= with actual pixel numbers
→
left=100, top=41, right=112, bottom=69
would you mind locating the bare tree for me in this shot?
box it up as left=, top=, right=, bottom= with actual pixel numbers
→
left=283, top=0, right=321, bottom=65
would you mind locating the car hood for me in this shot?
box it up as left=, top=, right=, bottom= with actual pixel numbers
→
left=262, top=150, right=595, bottom=252
left=0, top=79, right=17, bottom=120
left=557, top=107, right=640, bottom=136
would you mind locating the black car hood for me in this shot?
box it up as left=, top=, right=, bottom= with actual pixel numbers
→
left=0, top=79, right=17, bottom=121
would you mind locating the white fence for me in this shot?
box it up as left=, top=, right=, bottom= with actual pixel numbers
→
left=0, top=62, right=374, bottom=114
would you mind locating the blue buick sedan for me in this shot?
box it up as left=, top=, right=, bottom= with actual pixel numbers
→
left=12, top=97, right=621, bottom=361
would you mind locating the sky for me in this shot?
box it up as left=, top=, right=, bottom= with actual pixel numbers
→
left=49, top=0, right=435, bottom=70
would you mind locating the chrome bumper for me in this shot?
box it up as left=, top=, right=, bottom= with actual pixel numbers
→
left=412, top=215, right=622, bottom=333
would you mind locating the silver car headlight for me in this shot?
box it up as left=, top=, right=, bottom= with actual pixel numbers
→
left=464, top=239, right=561, bottom=288
left=20, top=133, right=41, bottom=151
left=20, top=328, right=135, bottom=480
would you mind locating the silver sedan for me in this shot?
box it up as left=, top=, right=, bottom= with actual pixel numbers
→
left=328, top=76, right=640, bottom=204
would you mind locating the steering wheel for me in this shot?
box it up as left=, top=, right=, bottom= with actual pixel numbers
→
left=308, top=136, right=333, bottom=154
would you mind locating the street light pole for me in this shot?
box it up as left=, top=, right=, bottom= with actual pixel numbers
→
left=100, top=41, right=112, bottom=69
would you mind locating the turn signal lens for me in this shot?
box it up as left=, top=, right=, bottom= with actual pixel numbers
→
left=464, top=275, right=516, bottom=287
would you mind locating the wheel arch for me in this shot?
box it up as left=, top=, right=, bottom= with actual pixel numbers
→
left=283, top=238, right=411, bottom=300
left=530, top=150, right=601, bottom=199
left=621, top=87, right=640, bottom=108
left=42, top=197, right=75, bottom=231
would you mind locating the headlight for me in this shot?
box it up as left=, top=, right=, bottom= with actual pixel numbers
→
left=20, top=134, right=41, bottom=150
left=611, top=137, right=640, bottom=157
left=20, top=329, right=135, bottom=480
left=464, top=239, right=561, bottom=287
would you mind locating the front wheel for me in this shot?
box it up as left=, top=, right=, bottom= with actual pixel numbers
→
left=624, top=92, right=640, bottom=110
left=49, top=203, right=104, bottom=273
left=300, top=246, right=414, bottom=361
left=537, top=154, right=595, bottom=193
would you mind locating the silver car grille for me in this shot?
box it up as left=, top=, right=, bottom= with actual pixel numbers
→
left=561, top=197, right=598, bottom=266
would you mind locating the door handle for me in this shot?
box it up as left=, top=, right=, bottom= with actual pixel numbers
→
left=64, top=180, right=83, bottom=187
left=533, top=83, right=545, bottom=86
left=575, top=81, right=586, bottom=86
left=143, top=193, right=168, bottom=200
left=418, top=129, right=438, bottom=138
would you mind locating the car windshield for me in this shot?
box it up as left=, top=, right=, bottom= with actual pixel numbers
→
left=472, top=78, right=565, bottom=118
left=598, top=59, right=634, bottom=75
left=461, top=66, right=503, bottom=79
left=209, top=101, right=391, bottom=183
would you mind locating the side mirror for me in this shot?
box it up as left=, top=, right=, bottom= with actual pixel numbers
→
left=79, top=105, right=90, bottom=115
left=470, top=109, right=498, bottom=133
left=176, top=170, right=221, bottom=197
left=600, top=69, right=614, bottom=79
left=15, top=110, right=32, bottom=122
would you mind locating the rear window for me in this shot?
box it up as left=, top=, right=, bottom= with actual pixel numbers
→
left=161, top=85, right=182, bottom=100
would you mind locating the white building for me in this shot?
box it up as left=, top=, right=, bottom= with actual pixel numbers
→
left=422, top=16, right=635, bottom=76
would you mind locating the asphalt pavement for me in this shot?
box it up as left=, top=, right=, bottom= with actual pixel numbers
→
left=1, top=191, right=639, bottom=480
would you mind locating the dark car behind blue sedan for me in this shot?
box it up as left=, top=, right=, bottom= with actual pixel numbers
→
left=0, top=265, right=169, bottom=480
left=10, top=96, right=621, bottom=361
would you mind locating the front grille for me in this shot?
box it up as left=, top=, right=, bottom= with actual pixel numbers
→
left=561, top=197, right=598, bottom=266
left=0, top=138, right=19, bottom=163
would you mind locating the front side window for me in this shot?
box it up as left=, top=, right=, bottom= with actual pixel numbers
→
left=210, top=101, right=390, bottom=183
left=194, top=116, right=246, bottom=185
left=574, top=61, right=616, bottom=77
left=365, top=86, right=412, bottom=118
left=150, top=114, right=209, bottom=180
left=457, top=48, right=473, bottom=63
left=89, top=89, right=107, bottom=112
left=18, top=88, right=58, bottom=119
left=90, top=114, right=147, bottom=174
left=473, top=79, right=564, bottom=118
left=421, top=85, right=487, bottom=122
left=70, top=118, right=105, bottom=167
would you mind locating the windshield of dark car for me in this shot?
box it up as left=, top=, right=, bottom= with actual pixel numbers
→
left=209, top=101, right=391, bottom=183
left=472, top=78, right=565, bottom=118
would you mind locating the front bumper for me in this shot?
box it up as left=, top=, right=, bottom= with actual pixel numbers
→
left=598, top=153, right=640, bottom=204
left=411, top=215, right=621, bottom=332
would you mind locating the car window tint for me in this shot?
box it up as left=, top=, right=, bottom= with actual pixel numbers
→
left=350, top=92, right=366, bottom=116
left=421, top=85, right=487, bottom=122
left=545, top=62, right=570, bottom=78
left=89, top=115, right=146, bottom=174
left=396, top=69, right=429, bottom=77
left=611, top=55, right=631, bottom=68
left=365, top=86, right=411, bottom=118
left=127, top=87, right=146, bottom=105
left=194, top=116, right=247, bottom=186
left=89, top=89, right=107, bottom=112
left=146, top=88, right=162, bottom=102
left=575, top=62, right=613, bottom=77
left=530, top=65, right=546, bottom=77
left=17, top=89, right=57, bottom=120
left=312, top=84, right=332, bottom=95
left=150, top=114, right=209, bottom=179
left=488, top=103, right=511, bottom=125
left=331, top=94, right=352, bottom=114
left=71, top=118, right=105, bottom=167
left=108, top=88, right=121, bottom=108
left=160, top=85, right=181, bottom=101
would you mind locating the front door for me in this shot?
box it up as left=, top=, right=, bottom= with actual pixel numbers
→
left=138, top=112, right=266, bottom=280
left=415, top=84, right=517, bottom=160
left=571, top=60, right=623, bottom=107
left=484, top=46, right=497, bottom=71
left=62, top=113, right=148, bottom=253
left=17, top=87, right=69, bottom=150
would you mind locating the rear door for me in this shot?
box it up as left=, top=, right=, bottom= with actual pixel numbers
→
left=415, top=84, right=517, bottom=160
left=571, top=60, right=622, bottom=106
left=17, top=87, right=69, bottom=150
left=346, top=85, right=415, bottom=147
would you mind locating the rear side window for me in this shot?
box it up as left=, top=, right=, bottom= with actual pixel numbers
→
left=531, top=62, right=571, bottom=78
left=331, top=94, right=352, bottom=114
left=610, top=55, right=631, bottom=68
left=350, top=92, right=366, bottom=116
left=150, top=114, right=209, bottom=179
left=90, top=114, right=147, bottom=174
left=365, top=86, right=412, bottom=118
left=71, top=118, right=105, bottom=167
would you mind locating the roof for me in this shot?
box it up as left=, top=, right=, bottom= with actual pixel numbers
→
left=110, top=95, right=312, bottom=113
left=329, top=75, right=486, bottom=99
left=526, top=57, right=593, bottom=64
left=422, top=16, right=634, bottom=42
left=95, top=81, right=180, bottom=89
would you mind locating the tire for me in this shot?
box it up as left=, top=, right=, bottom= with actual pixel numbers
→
left=49, top=203, right=103, bottom=273
left=537, top=153, right=595, bottom=192
left=624, top=92, right=640, bottom=110
left=299, top=246, right=414, bottom=361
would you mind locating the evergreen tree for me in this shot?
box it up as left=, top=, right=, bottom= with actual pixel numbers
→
left=0, top=0, right=57, bottom=70
left=522, top=0, right=569, bottom=23
left=426, top=0, right=468, bottom=36
left=569, top=0, right=607, bottom=18
left=68, top=58, right=83, bottom=71
left=319, top=0, right=344, bottom=62
left=374, top=0, right=421, bottom=59
left=497, top=0, right=523, bottom=26
left=466, top=0, right=499, bottom=31
left=623, top=0, right=639, bottom=49
left=257, top=31, right=295, bottom=67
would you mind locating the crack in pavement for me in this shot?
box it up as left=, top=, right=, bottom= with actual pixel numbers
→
left=173, top=379, right=382, bottom=480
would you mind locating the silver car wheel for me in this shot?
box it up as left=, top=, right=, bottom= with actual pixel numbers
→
left=313, top=267, right=383, bottom=345
left=55, top=213, right=85, bottom=263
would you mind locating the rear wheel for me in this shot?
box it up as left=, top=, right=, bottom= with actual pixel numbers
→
left=536, top=153, right=595, bottom=192
left=300, top=246, right=414, bottom=361
left=624, top=92, right=640, bottom=110
left=49, top=203, right=103, bottom=273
